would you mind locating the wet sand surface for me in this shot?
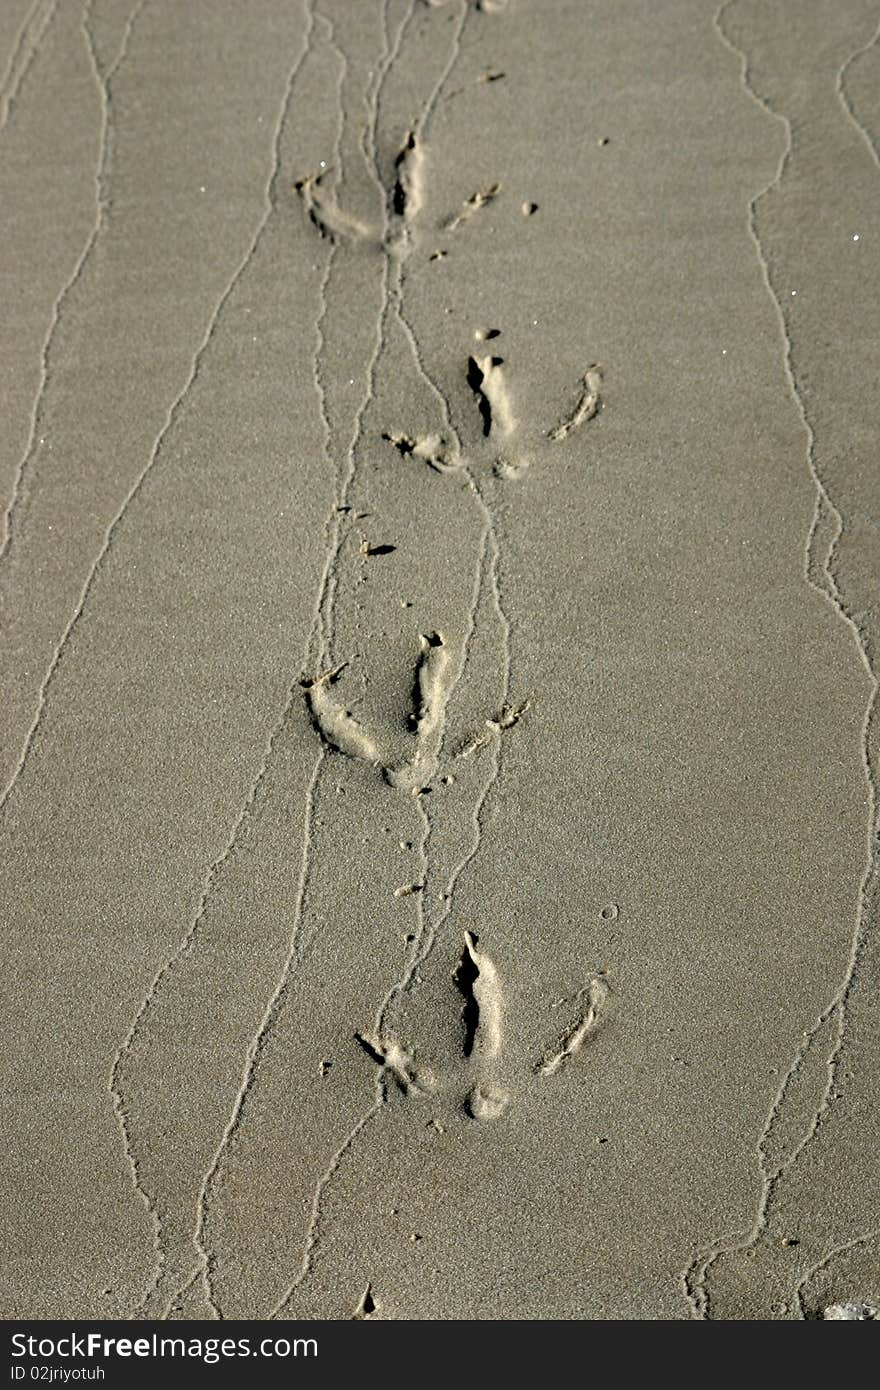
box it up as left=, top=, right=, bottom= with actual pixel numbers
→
left=2, top=0, right=879, bottom=1321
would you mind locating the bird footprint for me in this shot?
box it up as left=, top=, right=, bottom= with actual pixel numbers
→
left=384, top=344, right=603, bottom=484
left=356, top=931, right=611, bottom=1124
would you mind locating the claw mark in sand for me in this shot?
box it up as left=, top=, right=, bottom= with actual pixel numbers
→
left=457, top=931, right=508, bottom=1120
left=352, top=1284, right=378, bottom=1320
left=443, top=68, right=505, bottom=104
left=385, top=632, right=456, bottom=793
left=494, top=455, right=530, bottom=480
left=294, top=171, right=375, bottom=244
left=467, top=354, right=515, bottom=437
left=355, top=1032, right=435, bottom=1096
left=391, top=130, right=425, bottom=221
left=461, top=338, right=603, bottom=479
left=382, top=429, right=459, bottom=472
left=445, top=182, right=501, bottom=232
left=393, top=882, right=423, bottom=897
left=302, top=634, right=457, bottom=790
left=458, top=698, right=530, bottom=759
left=549, top=366, right=602, bottom=441
left=302, top=667, right=378, bottom=762
left=459, top=933, right=502, bottom=1058
left=409, top=632, right=449, bottom=737
left=538, top=977, right=609, bottom=1076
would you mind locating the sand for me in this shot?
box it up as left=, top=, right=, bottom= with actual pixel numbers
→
left=1, top=0, right=879, bottom=1322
